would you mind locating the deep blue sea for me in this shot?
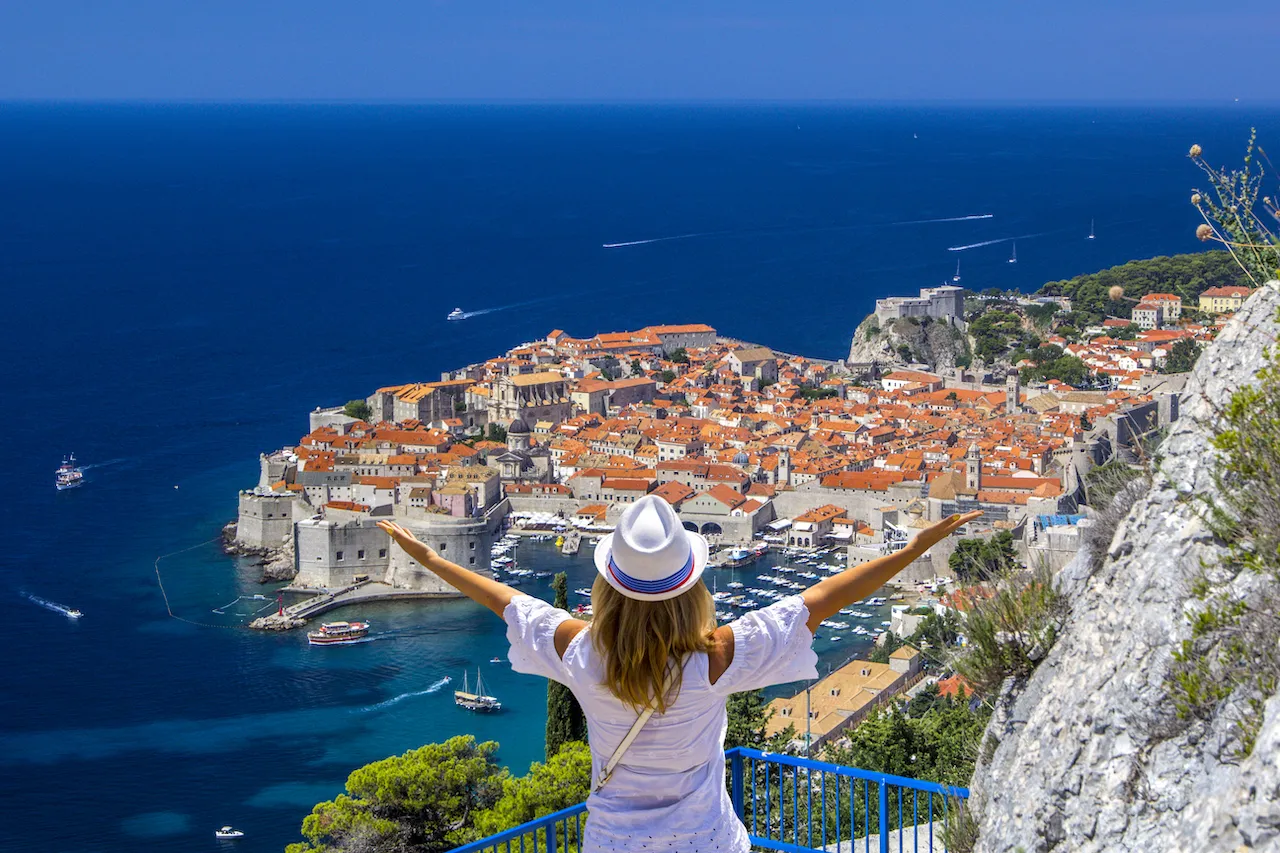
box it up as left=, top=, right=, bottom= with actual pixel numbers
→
left=3, top=103, right=1277, bottom=852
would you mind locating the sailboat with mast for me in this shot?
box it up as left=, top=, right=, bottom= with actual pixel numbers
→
left=455, top=668, right=502, bottom=712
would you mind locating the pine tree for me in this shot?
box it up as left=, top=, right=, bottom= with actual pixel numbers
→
left=546, top=572, right=588, bottom=757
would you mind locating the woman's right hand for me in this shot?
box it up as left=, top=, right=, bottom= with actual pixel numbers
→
left=912, top=510, right=984, bottom=551
left=376, top=521, right=438, bottom=561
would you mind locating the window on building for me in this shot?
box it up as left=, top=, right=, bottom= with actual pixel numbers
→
left=336, top=551, right=344, bottom=561
left=469, top=556, right=476, bottom=565
left=469, top=541, right=476, bottom=550
left=439, top=542, right=447, bottom=551
left=357, top=550, right=365, bottom=559
left=379, top=548, right=387, bottom=558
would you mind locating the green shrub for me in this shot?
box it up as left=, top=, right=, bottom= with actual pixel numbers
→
left=952, top=562, right=1068, bottom=696
left=342, top=399, right=372, bottom=421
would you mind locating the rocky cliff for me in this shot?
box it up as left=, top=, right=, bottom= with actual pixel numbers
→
left=969, top=284, right=1280, bottom=851
left=846, top=315, right=970, bottom=371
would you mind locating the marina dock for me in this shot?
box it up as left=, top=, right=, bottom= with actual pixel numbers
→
left=560, top=531, right=582, bottom=555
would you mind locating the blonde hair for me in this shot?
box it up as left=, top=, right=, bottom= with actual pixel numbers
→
left=590, top=574, right=716, bottom=713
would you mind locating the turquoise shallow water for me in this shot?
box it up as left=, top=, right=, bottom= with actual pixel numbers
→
left=5, top=102, right=1278, bottom=851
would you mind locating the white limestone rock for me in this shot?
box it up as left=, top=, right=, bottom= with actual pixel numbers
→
left=969, top=283, right=1280, bottom=852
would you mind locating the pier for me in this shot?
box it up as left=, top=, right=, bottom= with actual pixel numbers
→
left=560, top=531, right=582, bottom=555
left=249, top=580, right=459, bottom=630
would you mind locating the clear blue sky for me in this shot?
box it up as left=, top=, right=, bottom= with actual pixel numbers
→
left=1, top=1, right=1274, bottom=102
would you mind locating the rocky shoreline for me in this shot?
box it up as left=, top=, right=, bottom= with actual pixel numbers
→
left=221, top=521, right=297, bottom=583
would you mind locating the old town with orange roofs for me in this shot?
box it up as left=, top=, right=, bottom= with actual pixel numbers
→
left=230, top=281, right=1251, bottom=630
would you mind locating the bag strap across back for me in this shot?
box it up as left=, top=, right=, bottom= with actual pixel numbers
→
left=592, top=667, right=677, bottom=794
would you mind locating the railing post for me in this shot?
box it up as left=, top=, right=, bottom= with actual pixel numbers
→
left=878, top=781, right=889, bottom=853
left=730, top=750, right=744, bottom=817
left=547, top=818, right=558, bottom=853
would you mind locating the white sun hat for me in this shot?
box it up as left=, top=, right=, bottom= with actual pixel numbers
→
left=593, top=494, right=710, bottom=601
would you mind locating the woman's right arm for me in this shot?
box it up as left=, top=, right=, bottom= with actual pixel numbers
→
left=800, top=511, right=981, bottom=633
left=376, top=521, right=522, bottom=618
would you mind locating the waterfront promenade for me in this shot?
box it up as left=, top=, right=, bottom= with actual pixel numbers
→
left=250, top=581, right=460, bottom=628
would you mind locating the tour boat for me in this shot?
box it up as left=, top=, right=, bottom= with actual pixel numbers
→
left=215, top=826, right=245, bottom=839
left=447, top=307, right=466, bottom=321
left=56, top=454, right=84, bottom=491
left=455, top=669, right=502, bottom=712
left=307, top=620, right=370, bottom=645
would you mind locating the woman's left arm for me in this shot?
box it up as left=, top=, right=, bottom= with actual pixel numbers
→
left=376, top=521, right=521, bottom=617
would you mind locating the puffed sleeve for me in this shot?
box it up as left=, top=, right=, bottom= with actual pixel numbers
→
left=504, top=595, right=573, bottom=682
left=712, top=595, right=818, bottom=695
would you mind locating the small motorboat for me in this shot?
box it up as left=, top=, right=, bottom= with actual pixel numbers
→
left=489, top=657, right=503, bottom=664
left=66, top=609, right=83, bottom=619
left=447, top=307, right=465, bottom=321
left=215, top=826, right=245, bottom=839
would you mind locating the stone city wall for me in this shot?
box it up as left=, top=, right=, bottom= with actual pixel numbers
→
left=236, top=492, right=300, bottom=549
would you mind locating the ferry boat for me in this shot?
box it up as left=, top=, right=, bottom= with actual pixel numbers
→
left=455, top=669, right=502, bottom=712
left=55, top=454, right=84, bottom=491
left=447, top=307, right=466, bottom=321
left=307, top=621, right=370, bottom=645
left=214, top=826, right=245, bottom=839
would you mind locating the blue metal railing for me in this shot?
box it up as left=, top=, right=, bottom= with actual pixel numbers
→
left=452, top=748, right=969, bottom=853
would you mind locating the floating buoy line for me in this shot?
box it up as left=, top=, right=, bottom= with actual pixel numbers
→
left=152, top=537, right=255, bottom=630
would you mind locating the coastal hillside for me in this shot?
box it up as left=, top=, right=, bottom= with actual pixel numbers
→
left=969, top=283, right=1280, bottom=851
left=847, top=251, right=1246, bottom=374
left=1036, top=250, right=1248, bottom=323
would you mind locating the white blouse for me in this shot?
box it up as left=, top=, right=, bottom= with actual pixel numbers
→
left=504, top=593, right=819, bottom=853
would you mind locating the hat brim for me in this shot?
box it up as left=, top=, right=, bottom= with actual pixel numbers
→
left=593, top=529, right=710, bottom=602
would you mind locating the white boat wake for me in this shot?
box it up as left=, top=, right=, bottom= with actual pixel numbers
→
left=23, top=592, right=82, bottom=618
left=79, top=458, right=128, bottom=471
left=947, top=231, right=1051, bottom=252
left=603, top=231, right=718, bottom=249
left=603, top=214, right=995, bottom=249
left=360, top=677, right=452, bottom=712
left=890, top=213, right=995, bottom=226
left=454, top=295, right=569, bottom=320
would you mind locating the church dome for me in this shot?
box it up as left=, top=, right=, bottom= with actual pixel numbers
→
left=508, top=418, right=530, bottom=435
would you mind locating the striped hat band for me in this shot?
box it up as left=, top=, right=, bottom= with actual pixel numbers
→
left=606, top=551, right=696, bottom=595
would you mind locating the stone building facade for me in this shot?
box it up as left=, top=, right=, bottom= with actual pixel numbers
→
left=489, top=371, right=571, bottom=426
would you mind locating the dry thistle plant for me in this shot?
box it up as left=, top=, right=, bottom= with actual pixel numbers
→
left=1189, top=132, right=1280, bottom=287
